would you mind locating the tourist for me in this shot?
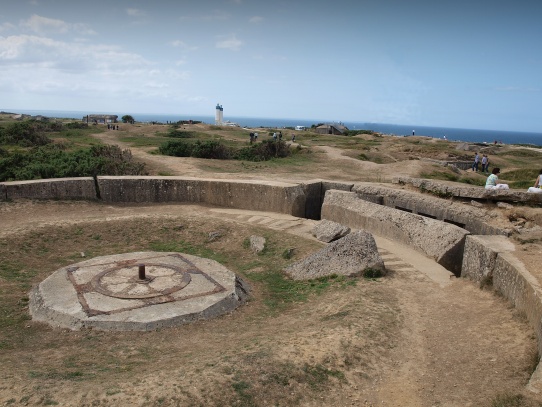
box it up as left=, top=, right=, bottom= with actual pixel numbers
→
left=485, top=167, right=509, bottom=190
left=472, top=152, right=480, bottom=172
left=527, top=169, right=542, bottom=193
left=481, top=154, right=488, bottom=173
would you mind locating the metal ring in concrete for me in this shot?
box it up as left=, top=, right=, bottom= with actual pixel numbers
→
left=29, top=251, right=248, bottom=331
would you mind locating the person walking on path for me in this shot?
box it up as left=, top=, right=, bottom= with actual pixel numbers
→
left=527, top=169, right=542, bottom=193
left=472, top=152, right=480, bottom=172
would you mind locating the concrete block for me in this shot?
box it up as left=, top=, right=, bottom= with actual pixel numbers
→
left=321, top=190, right=469, bottom=275
left=97, top=176, right=307, bottom=216
left=285, top=230, right=384, bottom=280
left=392, top=176, right=542, bottom=204
left=2, top=178, right=97, bottom=200
left=353, top=183, right=509, bottom=236
left=460, top=235, right=514, bottom=281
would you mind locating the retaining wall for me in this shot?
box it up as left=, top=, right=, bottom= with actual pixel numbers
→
left=321, top=190, right=469, bottom=275
left=353, top=184, right=509, bottom=236
left=462, top=235, right=542, bottom=391
left=393, top=176, right=542, bottom=205
left=0, top=177, right=97, bottom=201
left=96, top=176, right=308, bottom=217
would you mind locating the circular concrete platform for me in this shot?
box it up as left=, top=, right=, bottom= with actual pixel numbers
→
left=29, top=251, right=248, bottom=331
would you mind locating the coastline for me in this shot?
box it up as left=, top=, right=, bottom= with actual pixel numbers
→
left=3, top=108, right=542, bottom=146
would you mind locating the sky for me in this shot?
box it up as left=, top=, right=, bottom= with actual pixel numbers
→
left=0, top=0, right=541, bottom=133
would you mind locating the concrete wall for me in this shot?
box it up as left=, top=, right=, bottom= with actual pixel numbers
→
left=0, top=178, right=97, bottom=201
left=393, top=176, right=542, bottom=205
left=321, top=190, right=469, bottom=275
left=353, top=184, right=509, bottom=236
left=462, top=235, right=542, bottom=391
left=96, top=176, right=307, bottom=216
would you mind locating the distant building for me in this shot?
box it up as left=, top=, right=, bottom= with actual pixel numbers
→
left=82, top=114, right=118, bottom=124
left=215, top=103, right=223, bottom=125
left=314, top=123, right=349, bottom=135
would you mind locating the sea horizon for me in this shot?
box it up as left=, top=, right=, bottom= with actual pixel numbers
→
left=3, top=108, right=542, bottom=146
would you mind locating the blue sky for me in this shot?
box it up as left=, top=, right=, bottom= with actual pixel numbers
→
left=0, top=0, right=540, bottom=132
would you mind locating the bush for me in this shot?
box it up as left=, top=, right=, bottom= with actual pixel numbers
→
left=167, top=129, right=196, bottom=138
left=159, top=139, right=290, bottom=162
left=235, top=140, right=290, bottom=161
left=64, top=122, right=89, bottom=129
left=190, top=140, right=232, bottom=159
left=0, top=144, right=147, bottom=181
left=0, top=121, right=53, bottom=147
left=158, top=140, right=193, bottom=157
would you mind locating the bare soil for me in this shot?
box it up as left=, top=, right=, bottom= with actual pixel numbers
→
left=1, top=124, right=542, bottom=407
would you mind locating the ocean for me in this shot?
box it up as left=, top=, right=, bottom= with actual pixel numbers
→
left=5, top=109, right=542, bottom=146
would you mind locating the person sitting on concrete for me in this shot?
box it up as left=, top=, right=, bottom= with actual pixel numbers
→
left=527, top=169, right=542, bottom=193
left=485, top=167, right=509, bottom=190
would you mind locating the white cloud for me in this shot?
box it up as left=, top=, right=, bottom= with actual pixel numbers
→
left=249, top=16, right=263, bottom=23
left=0, top=34, right=195, bottom=110
left=170, top=40, right=198, bottom=51
left=126, top=8, right=146, bottom=17
left=21, top=14, right=70, bottom=34
left=20, top=14, right=95, bottom=35
left=216, top=34, right=242, bottom=51
left=0, top=22, right=16, bottom=32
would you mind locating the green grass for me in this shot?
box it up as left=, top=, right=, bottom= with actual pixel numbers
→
left=119, top=135, right=169, bottom=147
left=247, top=272, right=355, bottom=311
left=50, top=127, right=106, bottom=149
left=149, top=239, right=228, bottom=264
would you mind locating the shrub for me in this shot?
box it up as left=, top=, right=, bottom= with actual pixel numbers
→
left=190, top=140, right=232, bottom=159
left=235, top=140, right=290, bottom=161
left=158, top=140, right=193, bottom=157
left=64, top=122, right=89, bottom=129
left=0, top=121, right=53, bottom=147
left=167, top=128, right=196, bottom=138
left=0, top=144, right=146, bottom=181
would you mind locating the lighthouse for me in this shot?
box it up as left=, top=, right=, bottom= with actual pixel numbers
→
left=215, top=103, right=223, bottom=125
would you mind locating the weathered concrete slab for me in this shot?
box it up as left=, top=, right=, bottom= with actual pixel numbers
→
left=29, top=251, right=249, bottom=331
left=321, top=190, right=469, bottom=275
left=312, top=219, right=350, bottom=242
left=1, top=178, right=97, bottom=200
left=97, top=176, right=307, bottom=216
left=393, top=176, right=542, bottom=204
left=284, top=230, right=384, bottom=280
left=353, top=183, right=509, bottom=236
